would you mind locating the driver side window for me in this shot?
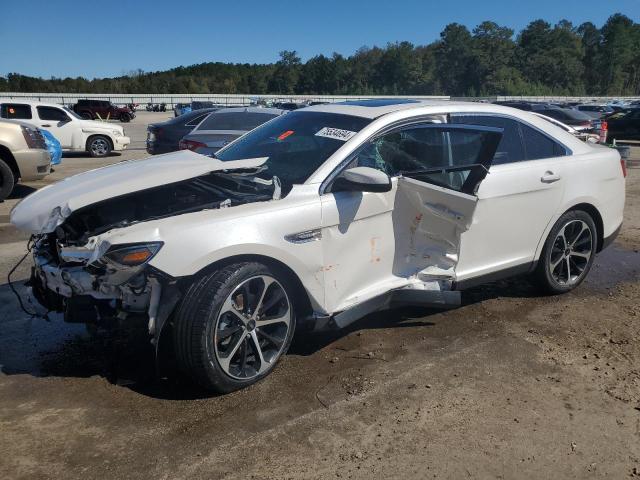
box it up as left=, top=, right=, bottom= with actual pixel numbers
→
left=348, top=124, right=494, bottom=193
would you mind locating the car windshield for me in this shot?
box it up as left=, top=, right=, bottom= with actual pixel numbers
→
left=63, top=107, right=83, bottom=119
left=215, top=111, right=371, bottom=191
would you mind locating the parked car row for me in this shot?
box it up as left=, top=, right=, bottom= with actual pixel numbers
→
left=147, top=107, right=284, bottom=155
left=0, top=99, right=130, bottom=158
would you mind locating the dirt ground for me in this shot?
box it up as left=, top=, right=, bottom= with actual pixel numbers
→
left=0, top=112, right=638, bottom=480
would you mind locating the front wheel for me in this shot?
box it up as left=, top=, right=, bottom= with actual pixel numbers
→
left=173, top=262, right=296, bottom=393
left=87, top=136, right=112, bottom=157
left=535, top=210, right=597, bottom=294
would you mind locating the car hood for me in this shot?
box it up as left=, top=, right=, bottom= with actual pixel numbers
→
left=77, top=119, right=124, bottom=133
left=10, top=150, right=268, bottom=234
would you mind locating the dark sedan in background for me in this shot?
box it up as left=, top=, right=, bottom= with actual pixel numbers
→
left=146, top=108, right=220, bottom=154
left=607, top=108, right=640, bottom=141
left=178, top=107, right=284, bottom=155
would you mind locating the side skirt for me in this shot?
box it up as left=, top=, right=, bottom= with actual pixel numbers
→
left=452, top=261, right=537, bottom=291
left=306, top=287, right=462, bottom=332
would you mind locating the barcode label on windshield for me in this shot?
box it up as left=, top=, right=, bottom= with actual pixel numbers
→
left=315, top=127, right=357, bottom=142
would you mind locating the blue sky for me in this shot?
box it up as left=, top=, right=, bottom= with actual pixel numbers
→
left=0, top=0, right=638, bottom=79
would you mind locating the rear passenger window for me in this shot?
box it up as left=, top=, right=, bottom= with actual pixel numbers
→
left=1, top=103, right=32, bottom=120
left=451, top=115, right=525, bottom=164
left=520, top=123, right=566, bottom=159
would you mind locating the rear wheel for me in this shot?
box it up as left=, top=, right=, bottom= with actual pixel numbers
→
left=173, top=262, right=296, bottom=393
left=120, top=113, right=131, bottom=123
left=535, top=210, right=597, bottom=294
left=87, top=136, right=112, bottom=157
left=80, top=111, right=92, bottom=120
left=0, top=159, right=16, bottom=201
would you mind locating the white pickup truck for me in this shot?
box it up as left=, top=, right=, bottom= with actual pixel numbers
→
left=0, top=99, right=130, bottom=157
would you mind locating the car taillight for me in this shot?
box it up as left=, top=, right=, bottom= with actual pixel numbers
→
left=621, top=158, right=627, bottom=178
left=600, top=121, right=608, bottom=131
left=179, top=139, right=206, bottom=151
left=21, top=125, right=46, bottom=149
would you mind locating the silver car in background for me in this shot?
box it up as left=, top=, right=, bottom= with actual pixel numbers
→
left=179, top=107, right=285, bottom=155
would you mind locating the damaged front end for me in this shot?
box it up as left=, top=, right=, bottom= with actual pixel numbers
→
left=29, top=234, right=180, bottom=345
left=25, top=169, right=280, bottom=346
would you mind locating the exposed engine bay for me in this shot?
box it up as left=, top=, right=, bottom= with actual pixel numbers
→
left=56, top=170, right=279, bottom=244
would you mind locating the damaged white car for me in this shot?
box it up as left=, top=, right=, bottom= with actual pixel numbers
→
left=10, top=99, right=626, bottom=392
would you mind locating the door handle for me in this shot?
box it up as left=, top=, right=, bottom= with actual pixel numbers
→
left=541, top=171, right=561, bottom=183
left=41, top=124, right=51, bottom=127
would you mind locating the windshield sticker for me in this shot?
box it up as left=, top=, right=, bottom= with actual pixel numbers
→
left=277, top=130, right=295, bottom=141
left=315, top=127, right=357, bottom=142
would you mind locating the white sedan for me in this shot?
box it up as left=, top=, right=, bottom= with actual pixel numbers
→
left=11, top=99, right=625, bottom=392
left=0, top=99, right=130, bottom=157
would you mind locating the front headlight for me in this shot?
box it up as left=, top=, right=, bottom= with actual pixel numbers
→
left=112, top=130, right=123, bottom=137
left=100, top=242, right=163, bottom=268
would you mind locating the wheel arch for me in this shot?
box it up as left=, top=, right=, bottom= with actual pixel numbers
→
left=187, top=254, right=315, bottom=320
left=85, top=134, right=114, bottom=152
left=566, top=203, right=604, bottom=252
left=0, top=144, right=20, bottom=178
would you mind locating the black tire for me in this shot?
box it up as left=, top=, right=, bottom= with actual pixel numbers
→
left=120, top=113, right=131, bottom=123
left=535, top=210, right=597, bottom=294
left=0, top=159, right=15, bottom=201
left=87, top=135, right=112, bottom=158
left=173, top=262, right=297, bottom=393
left=80, top=111, right=92, bottom=120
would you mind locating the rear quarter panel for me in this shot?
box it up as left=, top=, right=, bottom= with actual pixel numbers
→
left=534, top=145, right=624, bottom=259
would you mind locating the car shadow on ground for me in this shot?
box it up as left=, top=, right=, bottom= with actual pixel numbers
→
left=62, top=151, right=122, bottom=159
left=1, top=245, right=636, bottom=400
left=6, top=184, right=37, bottom=200
left=0, top=273, right=543, bottom=400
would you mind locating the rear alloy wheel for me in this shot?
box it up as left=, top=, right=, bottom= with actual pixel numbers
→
left=87, top=136, right=112, bottom=158
left=535, top=211, right=597, bottom=294
left=174, top=262, right=296, bottom=393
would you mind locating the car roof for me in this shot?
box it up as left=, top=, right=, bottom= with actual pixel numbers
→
left=213, top=107, right=285, bottom=115
left=303, top=99, right=457, bottom=118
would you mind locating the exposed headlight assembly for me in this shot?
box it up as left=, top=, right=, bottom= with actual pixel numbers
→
left=100, top=242, right=163, bottom=268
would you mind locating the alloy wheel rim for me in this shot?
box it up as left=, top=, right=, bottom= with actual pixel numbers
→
left=549, top=219, right=593, bottom=285
left=214, top=275, right=291, bottom=380
left=91, top=138, right=108, bottom=156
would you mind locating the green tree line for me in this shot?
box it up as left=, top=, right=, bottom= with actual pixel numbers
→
left=1, top=14, right=639, bottom=96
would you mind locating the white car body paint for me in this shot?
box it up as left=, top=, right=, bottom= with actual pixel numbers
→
left=11, top=101, right=625, bottom=319
left=0, top=99, right=130, bottom=152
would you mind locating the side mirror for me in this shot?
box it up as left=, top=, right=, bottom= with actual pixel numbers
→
left=331, top=166, right=392, bottom=193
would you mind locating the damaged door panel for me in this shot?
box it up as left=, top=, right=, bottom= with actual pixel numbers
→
left=321, top=123, right=501, bottom=315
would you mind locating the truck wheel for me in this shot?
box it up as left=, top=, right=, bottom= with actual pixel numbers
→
left=0, top=159, right=16, bottom=200
left=87, top=136, right=112, bottom=157
left=120, top=113, right=131, bottom=123
left=80, top=111, right=92, bottom=120
left=534, top=210, right=597, bottom=294
left=173, top=262, right=297, bottom=393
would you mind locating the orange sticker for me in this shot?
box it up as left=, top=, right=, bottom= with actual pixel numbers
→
left=277, top=130, right=294, bottom=141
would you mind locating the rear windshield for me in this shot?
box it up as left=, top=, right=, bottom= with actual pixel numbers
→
left=215, top=111, right=371, bottom=190
left=198, top=112, right=278, bottom=131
